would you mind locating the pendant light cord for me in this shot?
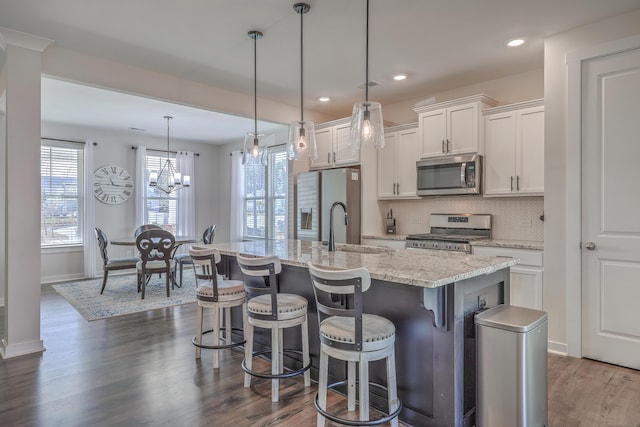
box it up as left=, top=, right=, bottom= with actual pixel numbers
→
left=365, top=0, right=369, bottom=104
left=253, top=34, right=258, bottom=136
left=300, top=7, right=304, bottom=123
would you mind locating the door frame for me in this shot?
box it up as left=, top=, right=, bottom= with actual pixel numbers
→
left=565, top=34, right=640, bottom=358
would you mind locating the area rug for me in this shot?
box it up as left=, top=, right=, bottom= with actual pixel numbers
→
left=52, top=270, right=197, bottom=322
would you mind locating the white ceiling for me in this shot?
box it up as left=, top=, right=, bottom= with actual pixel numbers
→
left=2, top=0, right=640, bottom=143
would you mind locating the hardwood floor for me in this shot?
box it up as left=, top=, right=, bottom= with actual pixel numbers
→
left=1, top=284, right=639, bottom=426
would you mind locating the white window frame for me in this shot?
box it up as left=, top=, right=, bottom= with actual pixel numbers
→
left=243, top=146, right=288, bottom=240
left=40, top=140, right=84, bottom=248
left=144, top=152, right=177, bottom=234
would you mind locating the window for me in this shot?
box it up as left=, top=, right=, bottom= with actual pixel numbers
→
left=145, top=153, right=177, bottom=233
left=244, top=147, right=288, bottom=240
left=41, top=141, right=84, bottom=247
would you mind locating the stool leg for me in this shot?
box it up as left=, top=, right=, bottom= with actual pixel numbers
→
left=317, top=348, right=329, bottom=427
left=225, top=306, right=232, bottom=346
left=271, top=326, right=280, bottom=402
left=212, top=304, right=220, bottom=369
left=359, top=359, right=370, bottom=422
left=387, top=350, right=399, bottom=427
left=195, top=304, right=204, bottom=359
left=348, top=361, right=356, bottom=412
left=244, top=320, right=254, bottom=388
left=301, top=316, right=311, bottom=387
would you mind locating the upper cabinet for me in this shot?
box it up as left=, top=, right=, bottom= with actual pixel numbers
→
left=483, top=99, right=544, bottom=196
left=377, top=124, right=420, bottom=199
left=310, top=118, right=359, bottom=169
left=414, top=94, right=498, bottom=158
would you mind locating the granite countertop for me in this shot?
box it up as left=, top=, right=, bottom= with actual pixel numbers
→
left=208, top=240, right=517, bottom=289
left=471, top=239, right=544, bottom=250
left=362, top=234, right=408, bottom=241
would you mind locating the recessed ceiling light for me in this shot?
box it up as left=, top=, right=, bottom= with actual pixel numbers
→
left=393, top=74, right=407, bottom=81
left=506, top=38, right=526, bottom=47
left=318, top=97, right=330, bottom=102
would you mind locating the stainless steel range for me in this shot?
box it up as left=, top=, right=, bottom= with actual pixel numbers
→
left=405, top=214, right=492, bottom=253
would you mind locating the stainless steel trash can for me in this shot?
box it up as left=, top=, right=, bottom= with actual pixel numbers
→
left=475, top=304, right=548, bottom=427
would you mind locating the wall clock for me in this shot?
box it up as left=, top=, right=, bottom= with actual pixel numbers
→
left=93, top=165, right=134, bottom=205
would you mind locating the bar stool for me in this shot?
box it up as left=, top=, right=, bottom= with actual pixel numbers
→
left=308, top=263, right=402, bottom=427
left=190, top=246, right=247, bottom=369
left=236, top=254, right=311, bottom=402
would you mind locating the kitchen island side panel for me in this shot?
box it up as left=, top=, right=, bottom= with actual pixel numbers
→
left=221, top=255, right=508, bottom=427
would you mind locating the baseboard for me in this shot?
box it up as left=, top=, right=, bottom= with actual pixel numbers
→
left=41, top=273, right=88, bottom=285
left=0, top=338, right=45, bottom=359
left=548, top=340, right=568, bottom=355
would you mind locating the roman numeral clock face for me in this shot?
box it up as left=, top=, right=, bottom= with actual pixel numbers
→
left=93, top=165, right=133, bottom=205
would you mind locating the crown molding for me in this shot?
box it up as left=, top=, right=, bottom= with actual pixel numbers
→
left=0, top=26, right=53, bottom=52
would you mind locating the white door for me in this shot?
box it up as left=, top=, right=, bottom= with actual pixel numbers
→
left=516, top=106, right=544, bottom=194
left=484, top=112, right=516, bottom=195
left=334, top=122, right=359, bottom=166
left=395, top=128, right=419, bottom=197
left=447, top=102, right=478, bottom=155
left=419, top=109, right=446, bottom=158
left=377, top=132, right=397, bottom=198
left=311, top=127, right=332, bottom=169
left=582, top=46, right=640, bottom=370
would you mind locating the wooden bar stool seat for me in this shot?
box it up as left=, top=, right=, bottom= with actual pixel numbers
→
left=190, top=246, right=247, bottom=369
left=236, top=254, right=311, bottom=403
left=308, top=263, right=402, bottom=427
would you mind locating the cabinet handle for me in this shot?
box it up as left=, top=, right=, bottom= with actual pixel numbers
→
left=333, top=152, right=336, bottom=163
left=516, top=176, right=520, bottom=191
left=396, top=182, right=399, bottom=194
left=442, top=140, right=445, bottom=153
left=446, top=139, right=452, bottom=153
left=327, top=152, right=330, bottom=164
left=393, top=183, right=396, bottom=195
left=510, top=176, right=514, bottom=191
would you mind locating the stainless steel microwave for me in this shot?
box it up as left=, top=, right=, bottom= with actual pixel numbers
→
left=416, top=154, right=482, bottom=196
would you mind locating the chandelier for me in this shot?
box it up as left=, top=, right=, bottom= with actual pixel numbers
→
left=149, top=115, right=191, bottom=194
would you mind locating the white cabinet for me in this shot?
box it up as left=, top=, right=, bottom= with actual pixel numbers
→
left=483, top=100, right=544, bottom=196
left=414, top=94, right=497, bottom=158
left=310, top=118, right=359, bottom=169
left=472, top=246, right=543, bottom=310
left=377, top=124, right=420, bottom=199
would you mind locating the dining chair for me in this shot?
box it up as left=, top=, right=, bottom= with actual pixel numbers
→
left=135, top=229, right=176, bottom=299
left=134, top=224, right=162, bottom=237
left=95, top=227, right=141, bottom=294
left=175, top=224, right=216, bottom=287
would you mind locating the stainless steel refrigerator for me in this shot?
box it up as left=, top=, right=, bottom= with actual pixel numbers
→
left=295, top=168, right=361, bottom=244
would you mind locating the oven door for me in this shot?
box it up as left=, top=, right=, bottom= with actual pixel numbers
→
left=416, top=155, right=481, bottom=196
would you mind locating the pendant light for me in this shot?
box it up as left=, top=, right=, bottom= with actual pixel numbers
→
left=243, top=30, right=268, bottom=166
left=349, top=0, right=384, bottom=151
left=287, top=2, right=317, bottom=161
left=149, top=115, right=191, bottom=194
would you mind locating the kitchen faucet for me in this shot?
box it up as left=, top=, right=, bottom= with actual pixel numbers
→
left=328, top=201, right=348, bottom=252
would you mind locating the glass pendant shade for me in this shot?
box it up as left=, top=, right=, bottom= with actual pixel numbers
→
left=287, top=121, right=317, bottom=160
left=350, top=101, right=384, bottom=151
left=243, top=131, right=267, bottom=166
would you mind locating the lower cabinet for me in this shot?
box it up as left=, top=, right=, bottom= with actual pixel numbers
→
left=472, top=246, right=543, bottom=310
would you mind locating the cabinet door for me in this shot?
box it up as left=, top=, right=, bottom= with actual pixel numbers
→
left=311, top=127, right=332, bottom=169
left=484, top=112, right=517, bottom=195
left=396, top=128, right=419, bottom=197
left=419, top=109, right=447, bottom=158
left=377, top=132, right=398, bottom=198
left=516, top=106, right=544, bottom=194
left=447, top=102, right=479, bottom=155
left=334, top=122, right=359, bottom=166
left=510, top=266, right=543, bottom=310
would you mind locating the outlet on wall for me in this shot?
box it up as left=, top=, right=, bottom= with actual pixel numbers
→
left=478, top=294, right=488, bottom=310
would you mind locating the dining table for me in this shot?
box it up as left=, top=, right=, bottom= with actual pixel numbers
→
left=110, top=234, right=199, bottom=288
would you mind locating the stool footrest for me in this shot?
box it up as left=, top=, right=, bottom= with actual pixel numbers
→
left=314, top=380, right=403, bottom=426
left=192, top=327, right=245, bottom=350
left=242, top=348, right=312, bottom=380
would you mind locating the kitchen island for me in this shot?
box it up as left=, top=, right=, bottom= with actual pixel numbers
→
left=209, top=240, right=517, bottom=427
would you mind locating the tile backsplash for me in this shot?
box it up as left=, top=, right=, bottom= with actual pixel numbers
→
left=379, top=196, right=544, bottom=241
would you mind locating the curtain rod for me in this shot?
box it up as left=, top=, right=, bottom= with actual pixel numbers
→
left=42, top=137, right=96, bottom=146
left=131, top=146, right=200, bottom=156
left=229, top=142, right=285, bottom=156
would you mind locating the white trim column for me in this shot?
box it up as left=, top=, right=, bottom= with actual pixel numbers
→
left=0, top=27, right=52, bottom=358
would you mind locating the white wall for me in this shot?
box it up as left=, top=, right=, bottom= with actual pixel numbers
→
left=544, top=8, right=640, bottom=354
left=40, top=121, right=225, bottom=283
